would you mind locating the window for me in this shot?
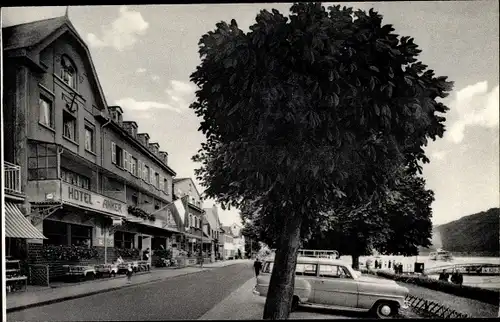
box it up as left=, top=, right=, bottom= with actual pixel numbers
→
left=61, top=168, right=90, bottom=190
left=296, top=264, right=318, bottom=276
left=155, top=172, right=160, bottom=188
left=43, top=220, right=68, bottom=245
left=131, top=194, right=138, bottom=206
left=163, top=178, right=169, bottom=194
left=111, top=142, right=124, bottom=168
left=71, top=224, right=92, bottom=247
left=114, top=231, right=135, bottom=249
left=130, top=157, right=138, bottom=176
left=39, top=95, right=54, bottom=128
left=263, top=262, right=274, bottom=273
left=318, top=265, right=351, bottom=278
left=63, top=111, right=77, bottom=141
left=84, top=125, right=95, bottom=152
left=61, top=55, right=77, bottom=89
left=144, top=165, right=150, bottom=183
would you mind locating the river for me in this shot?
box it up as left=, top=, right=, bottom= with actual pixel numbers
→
left=338, top=255, right=500, bottom=289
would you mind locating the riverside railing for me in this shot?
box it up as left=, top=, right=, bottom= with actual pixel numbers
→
left=405, top=294, right=470, bottom=318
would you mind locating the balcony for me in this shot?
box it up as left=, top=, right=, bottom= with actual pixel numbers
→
left=4, top=162, right=23, bottom=197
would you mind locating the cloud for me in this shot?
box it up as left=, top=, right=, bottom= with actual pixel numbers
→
left=446, top=81, right=499, bottom=144
left=86, top=6, right=149, bottom=51
left=115, top=97, right=182, bottom=115
left=151, top=75, right=160, bottom=82
left=431, top=150, right=449, bottom=161
left=136, top=68, right=147, bottom=73
left=164, top=80, right=197, bottom=111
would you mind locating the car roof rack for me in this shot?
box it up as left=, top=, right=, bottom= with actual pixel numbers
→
left=268, top=249, right=340, bottom=259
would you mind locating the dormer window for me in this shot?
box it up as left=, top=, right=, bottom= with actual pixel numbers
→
left=61, top=55, right=77, bottom=89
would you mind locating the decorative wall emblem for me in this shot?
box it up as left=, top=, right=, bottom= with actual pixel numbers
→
left=79, top=75, right=84, bottom=84
left=62, top=92, right=78, bottom=113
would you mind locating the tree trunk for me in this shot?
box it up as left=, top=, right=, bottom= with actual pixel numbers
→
left=352, top=254, right=360, bottom=270
left=262, top=214, right=303, bottom=320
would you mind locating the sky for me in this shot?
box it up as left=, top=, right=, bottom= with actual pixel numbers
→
left=2, top=2, right=499, bottom=227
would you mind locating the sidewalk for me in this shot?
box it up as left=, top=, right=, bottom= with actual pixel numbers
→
left=202, top=258, right=251, bottom=268
left=199, top=277, right=354, bottom=320
left=7, top=260, right=246, bottom=313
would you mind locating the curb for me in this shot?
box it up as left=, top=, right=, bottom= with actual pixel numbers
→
left=6, top=269, right=206, bottom=313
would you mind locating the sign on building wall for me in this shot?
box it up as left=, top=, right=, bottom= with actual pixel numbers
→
left=61, top=182, right=128, bottom=218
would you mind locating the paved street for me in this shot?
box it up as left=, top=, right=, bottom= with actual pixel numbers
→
left=7, top=263, right=254, bottom=321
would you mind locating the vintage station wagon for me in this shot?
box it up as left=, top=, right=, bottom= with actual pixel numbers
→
left=254, top=256, right=409, bottom=318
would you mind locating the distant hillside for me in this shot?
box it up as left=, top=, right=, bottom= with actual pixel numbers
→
left=420, top=208, right=499, bottom=257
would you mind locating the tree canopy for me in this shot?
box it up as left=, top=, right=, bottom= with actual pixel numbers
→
left=190, top=2, right=452, bottom=319
left=304, top=168, right=435, bottom=267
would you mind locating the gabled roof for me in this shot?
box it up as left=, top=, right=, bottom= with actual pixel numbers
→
left=173, top=177, right=203, bottom=201
left=3, top=16, right=67, bottom=51
left=3, top=16, right=108, bottom=110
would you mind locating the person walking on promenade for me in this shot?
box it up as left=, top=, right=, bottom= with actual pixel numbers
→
left=126, top=263, right=133, bottom=283
left=374, top=260, right=379, bottom=269
left=254, top=257, right=263, bottom=281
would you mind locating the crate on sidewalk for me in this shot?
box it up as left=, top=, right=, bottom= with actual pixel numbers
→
left=29, top=264, right=50, bottom=286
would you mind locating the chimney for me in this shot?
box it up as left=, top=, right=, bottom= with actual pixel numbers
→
left=137, top=133, right=150, bottom=147
left=149, top=142, right=160, bottom=155
left=159, top=151, right=169, bottom=164
left=122, top=121, right=138, bottom=138
left=108, top=106, right=123, bottom=125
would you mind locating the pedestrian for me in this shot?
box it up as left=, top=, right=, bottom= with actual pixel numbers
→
left=254, top=257, right=263, bottom=281
left=143, top=248, right=150, bottom=261
left=126, top=263, right=133, bottom=283
left=374, top=260, right=379, bottom=269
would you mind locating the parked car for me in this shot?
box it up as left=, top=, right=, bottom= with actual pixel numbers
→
left=253, top=256, right=409, bottom=318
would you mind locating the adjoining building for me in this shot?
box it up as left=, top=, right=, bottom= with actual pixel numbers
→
left=173, top=178, right=211, bottom=259
left=221, top=223, right=246, bottom=260
left=203, top=204, right=222, bottom=262
left=2, top=14, right=185, bottom=283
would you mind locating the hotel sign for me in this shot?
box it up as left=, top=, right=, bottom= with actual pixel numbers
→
left=61, top=183, right=127, bottom=218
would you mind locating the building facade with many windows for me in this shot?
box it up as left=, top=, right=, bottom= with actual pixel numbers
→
left=2, top=15, right=185, bottom=280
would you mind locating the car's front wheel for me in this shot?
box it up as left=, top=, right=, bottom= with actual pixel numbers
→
left=372, top=301, right=397, bottom=319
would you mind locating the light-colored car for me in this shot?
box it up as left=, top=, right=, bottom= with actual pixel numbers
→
left=253, top=256, right=409, bottom=318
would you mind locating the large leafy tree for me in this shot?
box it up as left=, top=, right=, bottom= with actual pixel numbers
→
left=190, top=3, right=452, bottom=319
left=305, top=168, right=435, bottom=268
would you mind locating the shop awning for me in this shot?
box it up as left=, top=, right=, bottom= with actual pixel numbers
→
left=5, top=202, right=47, bottom=239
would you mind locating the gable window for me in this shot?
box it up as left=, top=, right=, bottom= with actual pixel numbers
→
left=63, top=111, right=77, bottom=141
left=84, top=124, right=95, bottom=152
left=61, top=55, right=77, bottom=89
left=111, top=142, right=124, bottom=168
left=39, top=95, right=54, bottom=128
left=130, top=157, right=138, bottom=176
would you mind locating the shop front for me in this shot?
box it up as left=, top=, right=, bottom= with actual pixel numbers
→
left=25, top=180, right=128, bottom=284
left=4, top=202, right=47, bottom=292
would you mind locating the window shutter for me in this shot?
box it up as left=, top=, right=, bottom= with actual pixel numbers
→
left=143, top=165, right=147, bottom=181
left=111, top=142, right=116, bottom=164
left=137, top=160, right=142, bottom=178
left=150, top=169, right=154, bottom=185
left=124, top=150, right=129, bottom=170
left=159, top=175, right=164, bottom=191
